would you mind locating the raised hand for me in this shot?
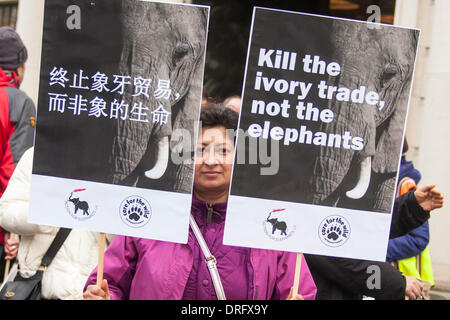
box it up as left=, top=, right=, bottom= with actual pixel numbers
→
left=414, top=185, right=444, bottom=211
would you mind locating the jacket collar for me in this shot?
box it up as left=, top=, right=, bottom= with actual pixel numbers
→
left=0, top=68, right=19, bottom=88
left=191, top=195, right=227, bottom=227
left=399, top=156, right=421, bottom=184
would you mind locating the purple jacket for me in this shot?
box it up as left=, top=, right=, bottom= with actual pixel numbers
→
left=85, top=197, right=317, bottom=300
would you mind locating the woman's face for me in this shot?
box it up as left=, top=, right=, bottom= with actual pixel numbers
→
left=194, top=125, right=234, bottom=195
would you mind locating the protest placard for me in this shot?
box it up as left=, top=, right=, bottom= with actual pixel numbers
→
left=28, top=0, right=209, bottom=244
left=223, top=7, right=420, bottom=261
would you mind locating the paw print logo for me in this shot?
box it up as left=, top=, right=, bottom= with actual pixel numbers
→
left=319, top=215, right=351, bottom=247
left=327, top=225, right=342, bottom=241
left=120, top=196, right=152, bottom=228
left=128, top=205, right=143, bottom=222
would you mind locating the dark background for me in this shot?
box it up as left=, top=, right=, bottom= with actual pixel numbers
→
left=192, top=0, right=395, bottom=101
left=226, top=8, right=335, bottom=203
left=34, top=0, right=122, bottom=182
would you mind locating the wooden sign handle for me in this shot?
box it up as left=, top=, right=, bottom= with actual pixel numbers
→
left=3, top=260, right=10, bottom=283
left=292, top=252, right=303, bottom=296
left=96, top=233, right=106, bottom=287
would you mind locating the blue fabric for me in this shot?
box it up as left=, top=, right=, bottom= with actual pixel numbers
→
left=386, top=221, right=429, bottom=262
left=398, top=156, right=421, bottom=184
left=387, top=157, right=428, bottom=261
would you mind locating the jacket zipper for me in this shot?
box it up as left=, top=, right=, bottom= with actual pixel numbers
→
left=207, top=203, right=213, bottom=224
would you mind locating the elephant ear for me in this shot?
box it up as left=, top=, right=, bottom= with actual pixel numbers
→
left=169, top=8, right=207, bottom=193
left=373, top=29, right=418, bottom=174
left=170, top=40, right=205, bottom=145
left=170, top=43, right=205, bottom=193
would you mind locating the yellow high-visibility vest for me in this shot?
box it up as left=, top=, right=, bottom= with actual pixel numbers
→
left=397, top=246, right=434, bottom=286
left=395, top=177, right=434, bottom=286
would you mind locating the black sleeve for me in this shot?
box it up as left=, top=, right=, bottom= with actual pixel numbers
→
left=390, top=190, right=430, bottom=239
left=304, top=254, right=406, bottom=300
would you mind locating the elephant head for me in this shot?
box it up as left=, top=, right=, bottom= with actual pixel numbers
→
left=309, top=21, right=419, bottom=212
left=110, top=1, right=208, bottom=191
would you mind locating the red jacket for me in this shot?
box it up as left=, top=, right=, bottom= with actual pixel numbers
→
left=0, top=67, right=36, bottom=244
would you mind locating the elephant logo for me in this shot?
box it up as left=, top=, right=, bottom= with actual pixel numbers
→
left=318, top=215, right=351, bottom=247
left=119, top=195, right=152, bottom=228
left=65, top=188, right=97, bottom=221
left=263, top=209, right=295, bottom=241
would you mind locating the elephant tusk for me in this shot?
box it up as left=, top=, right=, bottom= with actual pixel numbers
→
left=145, top=136, right=169, bottom=179
left=346, top=156, right=372, bottom=199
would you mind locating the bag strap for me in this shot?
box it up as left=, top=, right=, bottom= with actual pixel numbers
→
left=40, top=228, right=71, bottom=268
left=189, top=214, right=226, bottom=300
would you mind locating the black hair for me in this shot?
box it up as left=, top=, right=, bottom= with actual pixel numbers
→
left=200, top=103, right=239, bottom=132
left=402, top=138, right=409, bottom=154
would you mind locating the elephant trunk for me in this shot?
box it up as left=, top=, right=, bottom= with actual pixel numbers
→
left=310, top=90, right=377, bottom=205
left=144, top=136, right=169, bottom=179
left=111, top=1, right=207, bottom=187
left=141, top=62, right=173, bottom=180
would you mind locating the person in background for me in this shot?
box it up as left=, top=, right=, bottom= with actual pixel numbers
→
left=387, top=139, right=435, bottom=299
left=223, top=94, right=241, bottom=113
left=83, top=104, right=317, bottom=300
left=0, top=26, right=36, bottom=277
left=201, top=86, right=210, bottom=107
left=305, top=180, right=444, bottom=300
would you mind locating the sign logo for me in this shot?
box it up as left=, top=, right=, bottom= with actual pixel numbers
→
left=65, top=188, right=97, bottom=221
left=120, top=195, right=152, bottom=228
left=319, top=215, right=351, bottom=247
left=263, top=208, right=295, bottom=241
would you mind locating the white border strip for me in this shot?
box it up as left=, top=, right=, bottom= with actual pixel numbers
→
left=224, top=195, right=391, bottom=262
left=29, top=174, right=192, bottom=243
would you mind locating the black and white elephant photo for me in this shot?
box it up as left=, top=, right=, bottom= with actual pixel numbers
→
left=308, top=20, right=419, bottom=213
left=32, top=0, right=208, bottom=194
left=109, top=0, right=209, bottom=193
left=228, top=10, right=419, bottom=216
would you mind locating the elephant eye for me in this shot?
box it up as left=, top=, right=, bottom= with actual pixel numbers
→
left=381, top=64, right=398, bottom=83
left=173, top=42, right=190, bottom=65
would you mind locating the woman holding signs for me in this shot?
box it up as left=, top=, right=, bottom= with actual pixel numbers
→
left=83, top=104, right=317, bottom=300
